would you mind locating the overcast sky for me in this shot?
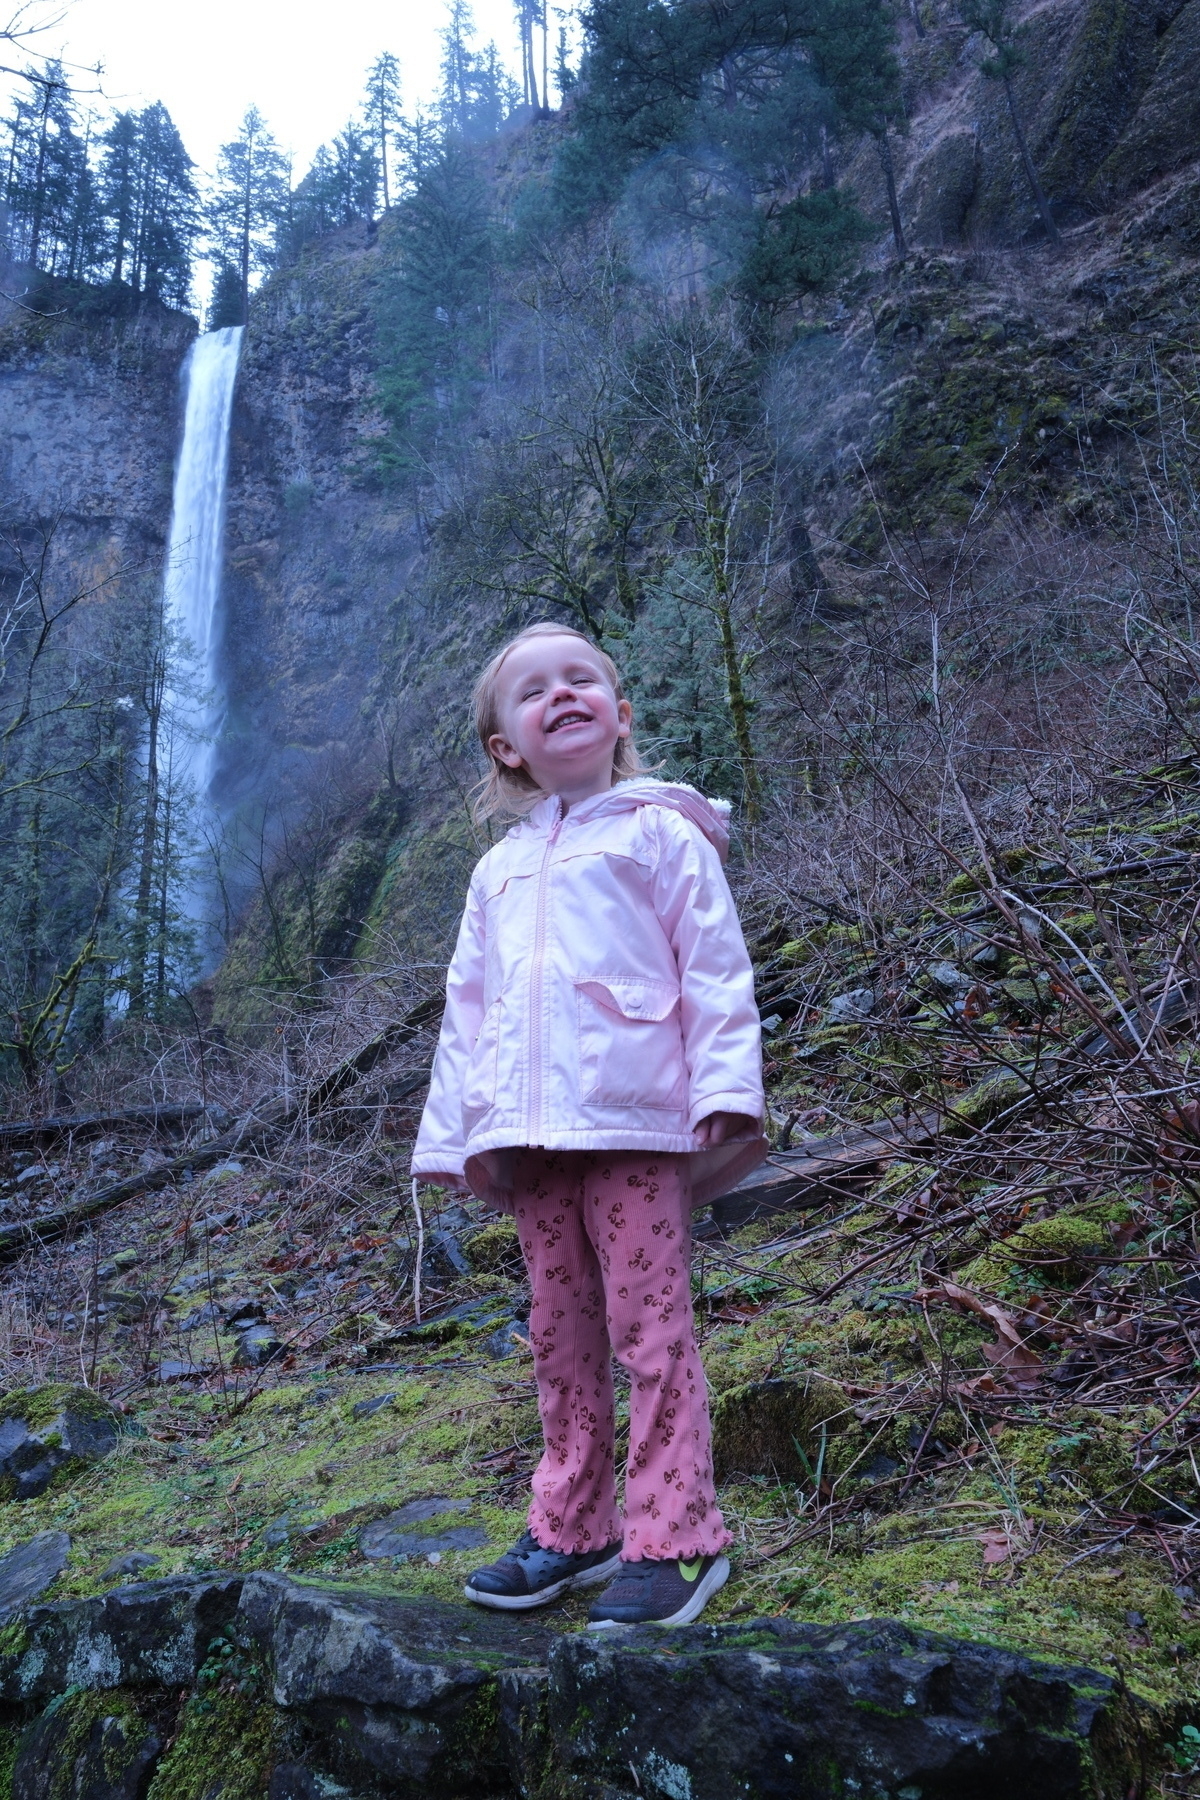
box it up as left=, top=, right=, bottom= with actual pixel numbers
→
left=7, top=0, right=543, bottom=179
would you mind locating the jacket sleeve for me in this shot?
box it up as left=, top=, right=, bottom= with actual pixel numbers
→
left=411, top=873, right=487, bottom=1189
left=649, top=812, right=764, bottom=1131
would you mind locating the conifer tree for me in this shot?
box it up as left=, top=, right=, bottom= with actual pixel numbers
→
left=809, top=0, right=907, bottom=258
left=363, top=51, right=402, bottom=211
left=960, top=0, right=1059, bottom=243
left=209, top=106, right=288, bottom=323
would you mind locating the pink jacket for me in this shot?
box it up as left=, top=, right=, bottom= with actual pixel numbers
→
left=412, top=778, right=768, bottom=1212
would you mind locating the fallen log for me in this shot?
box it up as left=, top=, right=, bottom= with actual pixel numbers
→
left=709, top=979, right=1199, bottom=1231
left=0, top=1106, right=232, bottom=1152
left=0, top=995, right=443, bottom=1262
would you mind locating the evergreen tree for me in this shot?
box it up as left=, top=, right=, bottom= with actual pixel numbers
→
left=373, top=143, right=495, bottom=476
left=960, top=0, right=1059, bottom=244
left=809, top=0, right=908, bottom=257
left=209, top=106, right=288, bottom=323
left=363, top=51, right=402, bottom=211
left=208, top=260, right=244, bottom=329
left=438, top=0, right=521, bottom=141
left=275, top=124, right=380, bottom=266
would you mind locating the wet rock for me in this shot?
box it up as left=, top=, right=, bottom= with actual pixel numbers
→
left=232, top=1323, right=284, bottom=1368
left=179, top=1300, right=223, bottom=1332
left=238, top=1573, right=553, bottom=1798
left=224, top=1297, right=267, bottom=1328
left=101, top=1552, right=160, bottom=1581
left=545, top=1617, right=1146, bottom=1799
left=264, top=1513, right=321, bottom=1551
left=269, top=1767, right=365, bottom=1800
left=827, top=987, right=875, bottom=1022
left=358, top=1499, right=487, bottom=1561
left=154, top=1358, right=212, bottom=1383
left=0, top=1533, right=70, bottom=1619
left=13, top=1691, right=163, bottom=1800
left=485, top=1319, right=529, bottom=1361
left=711, top=1376, right=844, bottom=1482
left=0, top=1574, right=243, bottom=1701
left=0, top=1386, right=122, bottom=1499
left=351, top=1392, right=394, bottom=1420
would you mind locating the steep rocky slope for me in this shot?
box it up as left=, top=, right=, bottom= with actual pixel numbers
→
left=0, top=287, right=194, bottom=600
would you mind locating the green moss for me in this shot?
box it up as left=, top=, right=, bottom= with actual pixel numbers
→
left=964, top=1212, right=1110, bottom=1294
left=145, top=1690, right=277, bottom=1800
left=0, top=1721, right=18, bottom=1800
left=22, top=1690, right=154, bottom=1800
left=0, top=1385, right=118, bottom=1433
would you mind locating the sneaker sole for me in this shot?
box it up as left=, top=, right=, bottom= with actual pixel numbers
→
left=464, top=1549, right=624, bottom=1612
left=587, top=1554, right=731, bottom=1630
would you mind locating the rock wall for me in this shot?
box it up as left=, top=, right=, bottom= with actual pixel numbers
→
left=0, top=1568, right=1154, bottom=1799
left=0, top=288, right=194, bottom=600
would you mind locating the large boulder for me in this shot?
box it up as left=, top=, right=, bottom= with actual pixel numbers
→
left=0, top=1386, right=122, bottom=1500
left=543, top=1617, right=1146, bottom=1799
left=0, top=1533, right=70, bottom=1620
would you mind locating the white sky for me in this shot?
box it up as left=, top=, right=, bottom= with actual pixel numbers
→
left=7, top=0, right=542, bottom=179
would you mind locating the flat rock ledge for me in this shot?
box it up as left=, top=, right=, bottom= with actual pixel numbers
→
left=0, top=1570, right=1152, bottom=1799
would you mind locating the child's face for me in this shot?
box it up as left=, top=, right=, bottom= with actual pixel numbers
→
left=488, top=635, right=632, bottom=803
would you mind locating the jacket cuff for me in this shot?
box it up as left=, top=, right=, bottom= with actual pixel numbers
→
left=688, top=1093, right=764, bottom=1134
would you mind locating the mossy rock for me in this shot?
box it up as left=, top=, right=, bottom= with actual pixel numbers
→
left=144, top=1690, right=277, bottom=1800
left=462, top=1221, right=523, bottom=1278
left=14, top=1688, right=167, bottom=1800
left=965, top=1212, right=1110, bottom=1293
left=712, top=1376, right=847, bottom=1482
left=0, top=1386, right=122, bottom=1501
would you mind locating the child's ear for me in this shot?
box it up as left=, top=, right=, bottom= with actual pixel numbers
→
left=616, top=698, right=632, bottom=738
left=488, top=731, right=525, bottom=770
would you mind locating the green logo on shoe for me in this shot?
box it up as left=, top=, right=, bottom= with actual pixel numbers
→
left=678, top=1558, right=703, bottom=1582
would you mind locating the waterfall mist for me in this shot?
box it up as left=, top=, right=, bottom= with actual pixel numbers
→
left=161, top=324, right=243, bottom=956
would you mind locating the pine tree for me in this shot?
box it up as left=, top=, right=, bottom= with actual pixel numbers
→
left=209, top=106, right=288, bottom=323
left=960, top=0, right=1059, bottom=244
left=363, top=51, right=402, bottom=212
left=373, top=143, right=495, bottom=475
left=208, top=260, right=243, bottom=329
left=809, top=0, right=908, bottom=258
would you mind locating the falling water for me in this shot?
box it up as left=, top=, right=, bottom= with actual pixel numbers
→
left=161, top=325, right=243, bottom=938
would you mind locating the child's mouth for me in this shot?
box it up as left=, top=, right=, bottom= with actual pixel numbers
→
left=545, top=711, right=594, bottom=734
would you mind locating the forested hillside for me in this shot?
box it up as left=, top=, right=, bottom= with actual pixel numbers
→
left=3, top=0, right=1200, bottom=1794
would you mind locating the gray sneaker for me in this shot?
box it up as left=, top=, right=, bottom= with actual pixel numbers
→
left=587, top=1553, right=730, bottom=1628
left=464, top=1531, right=623, bottom=1611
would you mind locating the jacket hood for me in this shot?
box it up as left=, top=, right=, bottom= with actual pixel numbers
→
left=521, top=778, right=732, bottom=863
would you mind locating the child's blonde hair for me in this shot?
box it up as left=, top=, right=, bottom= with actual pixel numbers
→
left=471, top=622, right=647, bottom=822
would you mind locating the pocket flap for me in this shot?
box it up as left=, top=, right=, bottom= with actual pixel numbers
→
left=574, top=977, right=679, bottom=1022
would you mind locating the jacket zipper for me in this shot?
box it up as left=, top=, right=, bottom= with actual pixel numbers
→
left=528, top=802, right=563, bottom=1144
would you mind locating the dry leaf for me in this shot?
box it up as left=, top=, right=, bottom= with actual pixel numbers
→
left=920, top=1279, right=1043, bottom=1387
left=978, top=1527, right=1013, bottom=1565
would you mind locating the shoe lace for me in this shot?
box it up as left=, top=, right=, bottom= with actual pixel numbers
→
left=616, top=1558, right=660, bottom=1583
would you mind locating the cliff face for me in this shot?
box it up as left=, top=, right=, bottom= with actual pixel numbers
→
left=217, top=226, right=408, bottom=822
left=0, top=289, right=195, bottom=598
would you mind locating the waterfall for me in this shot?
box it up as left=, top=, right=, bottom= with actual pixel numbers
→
left=161, top=324, right=243, bottom=940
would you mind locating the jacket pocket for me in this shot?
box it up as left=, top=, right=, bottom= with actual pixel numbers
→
left=575, top=977, right=685, bottom=1109
left=462, top=1000, right=501, bottom=1119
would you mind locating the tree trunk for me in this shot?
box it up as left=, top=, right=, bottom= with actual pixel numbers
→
left=820, top=125, right=835, bottom=190
left=700, top=473, right=761, bottom=819
left=27, top=91, right=50, bottom=268
left=1003, top=73, right=1060, bottom=245
left=127, top=658, right=162, bottom=1019
left=909, top=0, right=926, bottom=38
left=875, top=129, right=907, bottom=258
